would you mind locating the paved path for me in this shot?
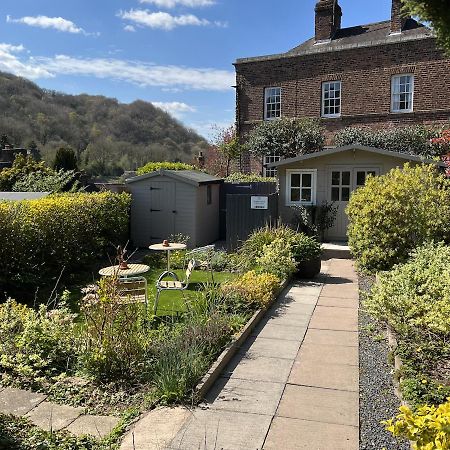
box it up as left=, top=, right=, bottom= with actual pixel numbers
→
left=0, top=386, right=119, bottom=438
left=122, top=257, right=360, bottom=450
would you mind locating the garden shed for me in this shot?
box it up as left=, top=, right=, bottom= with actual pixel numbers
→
left=268, top=144, right=446, bottom=241
left=126, top=170, right=223, bottom=248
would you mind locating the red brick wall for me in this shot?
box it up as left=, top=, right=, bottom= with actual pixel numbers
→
left=235, top=37, right=450, bottom=151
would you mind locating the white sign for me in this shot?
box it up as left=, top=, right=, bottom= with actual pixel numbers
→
left=251, top=196, right=268, bottom=210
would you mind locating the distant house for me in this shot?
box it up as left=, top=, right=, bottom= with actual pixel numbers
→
left=0, top=145, right=27, bottom=170
left=234, top=0, right=450, bottom=174
left=268, top=144, right=446, bottom=240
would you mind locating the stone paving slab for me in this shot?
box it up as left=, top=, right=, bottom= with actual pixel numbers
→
left=224, top=353, right=293, bottom=383
left=204, top=377, right=285, bottom=415
left=288, top=360, right=359, bottom=392
left=302, top=328, right=358, bottom=347
left=65, top=414, right=120, bottom=438
left=251, top=322, right=308, bottom=341
left=0, top=387, right=46, bottom=415
left=308, top=307, right=358, bottom=332
left=282, top=293, right=318, bottom=305
left=263, top=417, right=358, bottom=450
left=277, top=384, right=359, bottom=426
left=295, top=342, right=359, bottom=366
left=269, top=301, right=316, bottom=317
left=171, top=410, right=272, bottom=450
left=320, top=284, right=359, bottom=299
left=121, top=407, right=190, bottom=450
left=239, top=336, right=301, bottom=360
left=262, top=312, right=311, bottom=328
left=317, top=295, right=359, bottom=309
left=25, top=401, right=84, bottom=431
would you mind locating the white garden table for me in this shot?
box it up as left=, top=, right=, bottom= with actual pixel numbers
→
left=148, top=242, right=187, bottom=271
left=98, top=263, right=150, bottom=278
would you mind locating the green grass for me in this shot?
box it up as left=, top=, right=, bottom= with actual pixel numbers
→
left=143, top=267, right=237, bottom=315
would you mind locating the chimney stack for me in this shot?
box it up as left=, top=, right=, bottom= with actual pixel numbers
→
left=315, top=0, right=342, bottom=43
left=391, top=0, right=409, bottom=34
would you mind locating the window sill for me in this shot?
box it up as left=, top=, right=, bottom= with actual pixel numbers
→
left=286, top=202, right=315, bottom=207
left=390, top=109, right=414, bottom=114
left=321, top=115, right=342, bottom=119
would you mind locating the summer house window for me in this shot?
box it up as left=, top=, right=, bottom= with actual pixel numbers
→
left=286, top=169, right=317, bottom=205
left=264, top=87, right=281, bottom=120
left=322, top=81, right=341, bottom=117
left=331, top=170, right=351, bottom=202
left=391, top=74, right=414, bottom=113
left=263, top=154, right=281, bottom=178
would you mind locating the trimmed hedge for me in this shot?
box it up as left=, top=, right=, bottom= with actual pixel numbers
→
left=0, top=192, right=130, bottom=288
left=347, top=164, right=450, bottom=272
left=136, top=161, right=194, bottom=175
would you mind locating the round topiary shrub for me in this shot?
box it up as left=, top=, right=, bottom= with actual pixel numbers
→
left=347, top=164, right=450, bottom=272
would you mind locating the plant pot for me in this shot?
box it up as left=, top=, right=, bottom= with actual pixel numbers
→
left=295, top=257, right=321, bottom=279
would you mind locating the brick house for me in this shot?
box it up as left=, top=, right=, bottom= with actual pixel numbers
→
left=234, top=0, right=450, bottom=175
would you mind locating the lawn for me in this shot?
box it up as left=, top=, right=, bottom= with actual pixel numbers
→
left=143, top=266, right=238, bottom=315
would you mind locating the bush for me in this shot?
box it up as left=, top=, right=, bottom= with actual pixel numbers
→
left=222, top=270, right=281, bottom=309
left=347, top=164, right=450, bottom=272
left=0, top=192, right=131, bottom=289
left=334, top=125, right=442, bottom=157
left=247, top=118, right=324, bottom=158
left=12, top=168, right=80, bottom=193
left=136, top=161, right=195, bottom=175
left=0, top=299, right=77, bottom=385
left=257, top=238, right=297, bottom=279
left=225, top=172, right=276, bottom=183
left=385, top=399, right=450, bottom=450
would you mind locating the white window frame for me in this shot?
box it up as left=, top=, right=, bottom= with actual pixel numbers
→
left=321, top=81, right=342, bottom=118
left=264, top=87, right=281, bottom=121
left=286, top=169, right=317, bottom=206
left=391, top=74, right=414, bottom=113
left=263, top=154, right=281, bottom=178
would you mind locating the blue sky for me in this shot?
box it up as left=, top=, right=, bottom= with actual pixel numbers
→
left=0, top=0, right=394, bottom=140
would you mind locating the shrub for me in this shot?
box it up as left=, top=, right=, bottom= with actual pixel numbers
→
left=225, top=172, right=276, bottom=183
left=0, top=299, right=77, bottom=385
left=290, top=233, right=322, bottom=263
left=334, top=125, right=442, bottom=157
left=257, top=238, right=297, bottom=279
left=385, top=399, right=450, bottom=450
left=0, top=192, right=131, bottom=289
left=247, top=118, right=324, bottom=158
left=12, top=169, right=80, bottom=193
left=221, top=270, right=280, bottom=308
left=347, top=164, right=450, bottom=272
left=136, top=161, right=194, bottom=175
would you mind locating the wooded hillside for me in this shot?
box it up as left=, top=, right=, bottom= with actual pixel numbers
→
left=0, top=71, right=206, bottom=175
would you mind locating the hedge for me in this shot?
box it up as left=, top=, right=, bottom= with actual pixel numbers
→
left=0, top=192, right=131, bottom=288
left=136, top=161, right=194, bottom=175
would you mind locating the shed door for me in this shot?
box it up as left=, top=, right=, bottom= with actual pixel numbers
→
left=327, top=168, right=352, bottom=240
left=149, top=181, right=176, bottom=243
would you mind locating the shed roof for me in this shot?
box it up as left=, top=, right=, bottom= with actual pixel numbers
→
left=267, top=144, right=447, bottom=168
left=126, top=170, right=223, bottom=186
left=235, top=19, right=433, bottom=64
left=0, top=192, right=50, bottom=201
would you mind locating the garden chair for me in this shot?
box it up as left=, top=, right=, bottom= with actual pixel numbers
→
left=154, top=259, right=196, bottom=314
left=185, top=244, right=215, bottom=282
left=117, top=276, right=148, bottom=313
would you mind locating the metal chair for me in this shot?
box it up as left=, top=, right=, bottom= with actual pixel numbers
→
left=117, top=276, right=148, bottom=313
left=185, top=244, right=215, bottom=282
left=154, top=259, right=196, bottom=314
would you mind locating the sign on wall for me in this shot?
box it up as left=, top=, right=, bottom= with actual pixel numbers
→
left=250, top=196, right=269, bottom=210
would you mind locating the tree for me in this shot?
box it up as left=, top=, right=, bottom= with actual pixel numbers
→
left=211, top=126, right=244, bottom=177
left=247, top=118, right=325, bottom=159
left=53, top=147, right=78, bottom=171
left=402, top=0, right=450, bottom=53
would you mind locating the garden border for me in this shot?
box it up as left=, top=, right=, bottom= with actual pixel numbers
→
left=194, top=278, right=291, bottom=400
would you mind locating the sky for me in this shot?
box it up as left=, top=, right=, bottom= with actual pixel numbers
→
left=0, top=0, right=394, bottom=140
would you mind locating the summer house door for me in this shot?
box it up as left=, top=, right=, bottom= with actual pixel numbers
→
left=327, top=168, right=352, bottom=240
left=148, top=181, right=175, bottom=243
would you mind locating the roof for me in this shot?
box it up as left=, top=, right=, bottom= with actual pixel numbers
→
left=267, top=144, right=447, bottom=168
left=0, top=192, right=50, bottom=201
left=126, top=170, right=223, bottom=186
left=235, top=19, right=434, bottom=64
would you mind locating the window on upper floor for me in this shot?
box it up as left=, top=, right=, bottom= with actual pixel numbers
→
left=263, top=154, right=281, bottom=178
left=391, top=74, right=414, bottom=113
left=264, top=87, right=281, bottom=120
left=322, top=81, right=341, bottom=118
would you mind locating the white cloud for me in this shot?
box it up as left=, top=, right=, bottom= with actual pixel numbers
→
left=118, top=9, right=216, bottom=30
left=6, top=15, right=96, bottom=36
left=139, top=0, right=215, bottom=8
left=152, top=101, right=196, bottom=118
left=187, top=119, right=233, bottom=140
left=123, top=24, right=136, bottom=32
left=0, top=43, right=52, bottom=79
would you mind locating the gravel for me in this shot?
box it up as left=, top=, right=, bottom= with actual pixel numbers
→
left=359, top=275, right=410, bottom=450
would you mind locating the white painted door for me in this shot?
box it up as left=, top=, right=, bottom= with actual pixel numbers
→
left=148, top=181, right=176, bottom=243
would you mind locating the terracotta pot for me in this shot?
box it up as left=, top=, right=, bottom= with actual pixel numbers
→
left=119, top=261, right=129, bottom=270
left=295, top=257, right=321, bottom=279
